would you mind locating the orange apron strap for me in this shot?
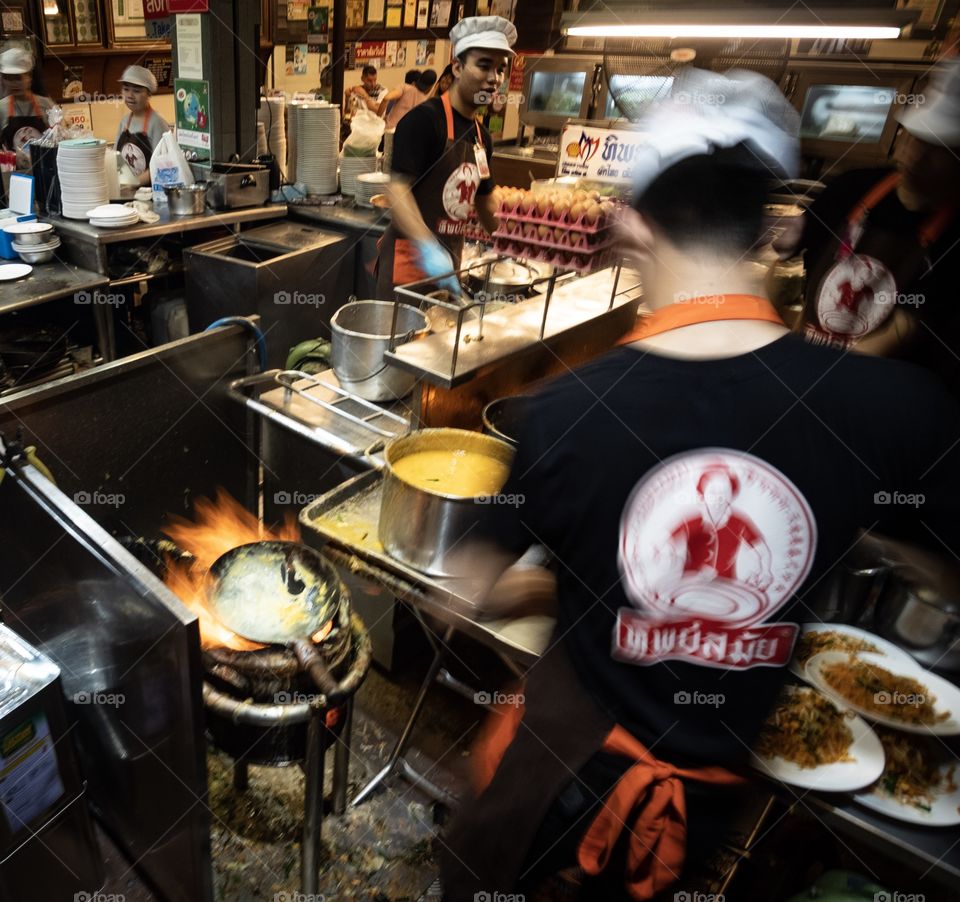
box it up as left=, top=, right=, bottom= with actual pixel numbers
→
left=849, top=171, right=900, bottom=227
left=441, top=91, right=456, bottom=142
left=470, top=693, right=525, bottom=796
left=618, top=294, right=783, bottom=345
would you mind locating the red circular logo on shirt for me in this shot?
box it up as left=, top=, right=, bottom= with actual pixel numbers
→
left=816, top=254, right=897, bottom=338
left=12, top=125, right=42, bottom=152
left=119, top=142, right=147, bottom=176
left=619, top=449, right=816, bottom=629
left=442, top=162, right=480, bottom=221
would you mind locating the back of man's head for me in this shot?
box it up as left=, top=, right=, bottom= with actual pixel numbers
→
left=405, top=69, right=421, bottom=85
left=635, top=145, right=769, bottom=257
left=629, top=69, right=799, bottom=258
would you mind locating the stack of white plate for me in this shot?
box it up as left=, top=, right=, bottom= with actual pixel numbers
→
left=383, top=128, right=395, bottom=174
left=258, top=96, right=287, bottom=170
left=295, top=103, right=340, bottom=195
left=355, top=172, right=391, bottom=208
left=286, top=103, right=301, bottom=183
left=339, top=154, right=378, bottom=197
left=57, top=138, right=109, bottom=219
left=256, top=121, right=268, bottom=157
left=86, top=204, right=140, bottom=229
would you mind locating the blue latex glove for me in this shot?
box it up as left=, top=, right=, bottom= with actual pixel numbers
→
left=414, top=238, right=462, bottom=297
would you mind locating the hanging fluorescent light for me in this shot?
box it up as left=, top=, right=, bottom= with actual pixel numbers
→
left=562, top=9, right=915, bottom=41
left=566, top=25, right=901, bottom=40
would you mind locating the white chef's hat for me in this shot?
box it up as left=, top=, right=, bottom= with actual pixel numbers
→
left=0, top=47, right=34, bottom=75
left=897, top=59, right=960, bottom=148
left=450, top=16, right=517, bottom=59
left=119, top=64, right=158, bottom=94
left=631, top=68, right=800, bottom=201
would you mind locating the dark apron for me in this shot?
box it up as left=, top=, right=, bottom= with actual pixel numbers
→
left=440, top=636, right=614, bottom=900
left=116, top=108, right=155, bottom=177
left=1, top=95, right=45, bottom=154
left=801, top=171, right=955, bottom=349
left=376, top=93, right=482, bottom=300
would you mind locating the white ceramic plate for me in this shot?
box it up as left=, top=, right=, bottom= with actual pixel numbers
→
left=750, top=686, right=885, bottom=791
left=807, top=651, right=960, bottom=735
left=3, top=222, right=53, bottom=238
left=0, top=263, right=33, bottom=280
left=86, top=204, right=136, bottom=219
left=789, top=623, right=916, bottom=680
left=854, top=738, right=960, bottom=827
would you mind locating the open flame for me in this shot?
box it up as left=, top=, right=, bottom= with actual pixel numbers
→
left=162, top=489, right=300, bottom=651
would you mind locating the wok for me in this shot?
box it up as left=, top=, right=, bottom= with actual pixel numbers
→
left=208, top=541, right=347, bottom=700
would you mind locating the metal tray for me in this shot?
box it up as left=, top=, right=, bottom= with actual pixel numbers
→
left=299, top=470, right=553, bottom=664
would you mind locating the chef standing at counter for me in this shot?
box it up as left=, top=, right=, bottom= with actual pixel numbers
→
left=115, top=65, right=168, bottom=187
left=0, top=46, right=54, bottom=159
left=795, top=59, right=960, bottom=368
left=438, top=70, right=960, bottom=901
left=376, top=16, right=514, bottom=300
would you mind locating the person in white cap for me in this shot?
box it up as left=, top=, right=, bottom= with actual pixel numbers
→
left=436, top=69, right=960, bottom=901
left=376, top=15, right=516, bottom=301
left=116, top=64, right=169, bottom=186
left=0, top=45, right=54, bottom=158
left=793, top=58, right=960, bottom=382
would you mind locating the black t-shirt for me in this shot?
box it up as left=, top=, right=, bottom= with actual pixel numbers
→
left=492, top=334, right=960, bottom=767
left=800, top=167, right=960, bottom=381
left=389, top=96, right=494, bottom=196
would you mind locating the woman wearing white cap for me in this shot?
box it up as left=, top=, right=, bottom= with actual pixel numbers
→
left=376, top=15, right=516, bottom=300
left=115, top=65, right=168, bottom=186
left=0, top=46, right=54, bottom=158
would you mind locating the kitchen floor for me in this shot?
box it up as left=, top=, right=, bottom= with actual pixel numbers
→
left=98, top=633, right=504, bottom=901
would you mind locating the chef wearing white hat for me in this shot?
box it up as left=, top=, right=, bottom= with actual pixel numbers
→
left=795, top=58, right=960, bottom=374
left=0, top=45, right=54, bottom=158
left=377, top=15, right=516, bottom=300
left=116, top=64, right=169, bottom=186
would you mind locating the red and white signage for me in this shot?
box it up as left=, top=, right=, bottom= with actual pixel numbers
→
left=168, top=0, right=208, bottom=13
left=143, top=0, right=170, bottom=19
left=615, top=449, right=816, bottom=669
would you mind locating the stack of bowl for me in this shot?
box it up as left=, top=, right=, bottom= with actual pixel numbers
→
left=355, top=172, right=391, bottom=208
left=4, top=222, right=61, bottom=264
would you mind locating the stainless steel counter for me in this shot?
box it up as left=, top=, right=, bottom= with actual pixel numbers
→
left=0, top=260, right=107, bottom=315
left=44, top=203, right=288, bottom=246
left=288, top=201, right=389, bottom=236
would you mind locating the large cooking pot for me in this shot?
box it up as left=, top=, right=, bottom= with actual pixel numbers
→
left=377, top=428, right=514, bottom=576
left=330, top=299, right=429, bottom=402
left=481, top=395, right=528, bottom=446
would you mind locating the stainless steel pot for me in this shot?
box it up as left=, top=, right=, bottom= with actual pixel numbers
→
left=377, top=428, right=514, bottom=576
left=872, top=571, right=960, bottom=674
left=463, top=256, right=550, bottom=302
left=164, top=183, right=208, bottom=216
left=330, top=300, right=429, bottom=402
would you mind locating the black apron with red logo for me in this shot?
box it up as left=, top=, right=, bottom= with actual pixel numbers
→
left=116, top=108, right=156, bottom=177
left=376, top=93, right=483, bottom=300
left=802, top=171, right=956, bottom=349
left=0, top=95, right=45, bottom=154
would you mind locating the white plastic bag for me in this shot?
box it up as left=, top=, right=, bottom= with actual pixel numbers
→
left=150, top=131, right=193, bottom=206
left=342, top=108, right=385, bottom=157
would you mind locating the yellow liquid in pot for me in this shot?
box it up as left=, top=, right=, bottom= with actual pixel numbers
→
left=391, top=449, right=510, bottom=497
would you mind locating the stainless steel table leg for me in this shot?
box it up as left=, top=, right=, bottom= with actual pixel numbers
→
left=351, top=624, right=456, bottom=806
left=302, top=708, right=326, bottom=894
left=91, top=294, right=116, bottom=362
left=332, top=698, right=353, bottom=815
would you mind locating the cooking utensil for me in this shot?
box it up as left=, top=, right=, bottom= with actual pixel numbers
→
left=463, top=257, right=551, bottom=302
left=873, top=573, right=960, bottom=674
left=12, top=240, right=59, bottom=264
left=2, top=222, right=54, bottom=246
left=164, top=184, right=209, bottom=216
left=377, top=428, right=515, bottom=576
left=207, top=541, right=346, bottom=699
left=330, top=299, right=429, bottom=401
left=481, top=395, right=528, bottom=446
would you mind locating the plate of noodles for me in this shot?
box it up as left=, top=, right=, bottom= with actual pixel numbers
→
left=750, top=685, right=884, bottom=791
left=789, top=623, right=915, bottom=680
left=854, top=727, right=960, bottom=826
left=806, top=652, right=960, bottom=735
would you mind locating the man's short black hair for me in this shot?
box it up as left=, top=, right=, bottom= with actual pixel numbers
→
left=416, top=69, right=437, bottom=94
left=405, top=69, right=421, bottom=85
left=634, top=144, right=769, bottom=256
left=361, top=65, right=377, bottom=78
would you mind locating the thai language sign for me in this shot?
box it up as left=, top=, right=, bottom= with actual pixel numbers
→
left=557, top=123, right=649, bottom=184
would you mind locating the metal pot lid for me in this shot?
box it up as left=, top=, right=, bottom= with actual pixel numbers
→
left=207, top=541, right=341, bottom=645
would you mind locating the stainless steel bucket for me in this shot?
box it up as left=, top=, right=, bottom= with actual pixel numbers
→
left=163, top=183, right=208, bottom=215
left=330, top=300, right=429, bottom=401
left=377, top=428, right=514, bottom=576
